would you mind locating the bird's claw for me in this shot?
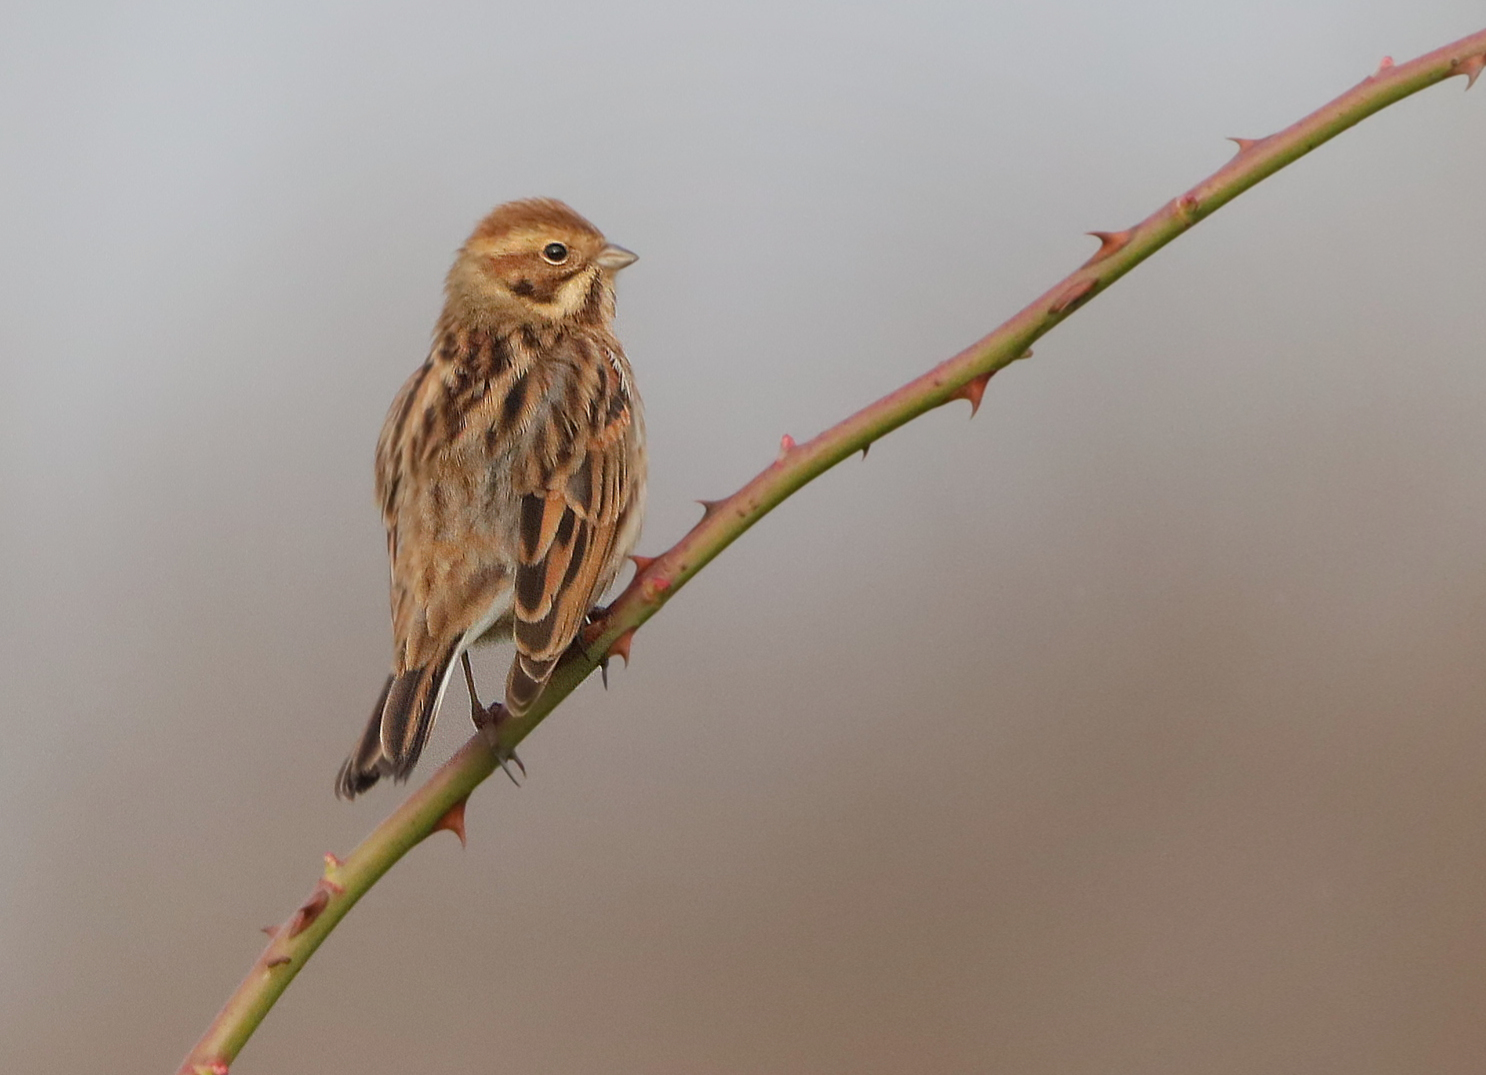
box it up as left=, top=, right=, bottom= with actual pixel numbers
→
left=462, top=651, right=525, bottom=786
left=474, top=700, right=525, bottom=786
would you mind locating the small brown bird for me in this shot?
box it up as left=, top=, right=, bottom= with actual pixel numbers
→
left=336, top=198, right=645, bottom=799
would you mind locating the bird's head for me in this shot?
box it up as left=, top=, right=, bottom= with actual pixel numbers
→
left=445, top=197, right=636, bottom=328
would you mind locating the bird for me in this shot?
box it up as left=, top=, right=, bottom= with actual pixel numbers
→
left=336, top=198, right=645, bottom=799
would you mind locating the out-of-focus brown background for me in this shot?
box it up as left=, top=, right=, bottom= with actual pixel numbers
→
left=3, top=3, right=1485, bottom=1072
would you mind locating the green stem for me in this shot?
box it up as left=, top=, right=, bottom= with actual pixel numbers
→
left=178, top=29, right=1486, bottom=1074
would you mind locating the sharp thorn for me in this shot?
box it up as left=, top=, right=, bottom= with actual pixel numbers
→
left=1458, top=54, right=1485, bottom=90
left=265, top=955, right=292, bottom=969
left=600, top=656, right=610, bottom=689
left=948, top=370, right=995, bottom=418
left=260, top=925, right=279, bottom=938
left=432, top=797, right=468, bottom=847
left=1227, top=136, right=1259, bottom=154
left=1084, top=229, right=1132, bottom=263
left=860, top=442, right=870, bottom=460
left=627, top=553, right=657, bottom=573
left=608, top=627, right=636, bottom=667
left=696, top=498, right=724, bottom=520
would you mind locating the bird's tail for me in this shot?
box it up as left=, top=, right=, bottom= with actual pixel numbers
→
left=336, top=642, right=460, bottom=799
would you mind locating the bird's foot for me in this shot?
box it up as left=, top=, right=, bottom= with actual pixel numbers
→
left=473, top=700, right=526, bottom=786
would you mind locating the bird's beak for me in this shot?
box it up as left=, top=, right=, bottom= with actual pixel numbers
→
left=596, top=244, right=638, bottom=272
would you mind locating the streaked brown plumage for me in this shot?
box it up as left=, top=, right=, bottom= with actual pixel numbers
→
left=336, top=198, right=645, bottom=799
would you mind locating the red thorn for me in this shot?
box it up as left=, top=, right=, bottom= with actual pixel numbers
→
left=777, top=433, right=797, bottom=462
left=1227, top=137, right=1259, bottom=154
left=288, top=886, right=331, bottom=938
left=1375, top=55, right=1394, bottom=75
left=194, top=1063, right=230, bottom=1075
left=1458, top=54, right=1485, bottom=90
left=1084, top=229, right=1132, bottom=264
left=260, top=924, right=279, bottom=938
left=696, top=498, right=724, bottom=520
left=265, top=955, right=291, bottom=969
left=607, top=627, right=636, bottom=667
left=628, top=553, right=656, bottom=573
left=948, top=370, right=995, bottom=417
left=433, top=797, right=468, bottom=847
left=1050, top=278, right=1098, bottom=315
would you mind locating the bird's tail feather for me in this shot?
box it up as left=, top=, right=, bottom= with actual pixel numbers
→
left=335, top=641, right=461, bottom=799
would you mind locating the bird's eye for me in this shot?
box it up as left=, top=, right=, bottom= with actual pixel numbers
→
left=541, top=242, right=569, bottom=265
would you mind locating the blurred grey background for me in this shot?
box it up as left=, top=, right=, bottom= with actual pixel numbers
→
left=3, top=2, right=1485, bottom=1072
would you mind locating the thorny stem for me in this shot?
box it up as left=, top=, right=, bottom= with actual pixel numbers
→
left=179, top=28, right=1486, bottom=1074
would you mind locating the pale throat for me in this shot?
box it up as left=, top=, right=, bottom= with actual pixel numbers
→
left=530, top=270, right=599, bottom=322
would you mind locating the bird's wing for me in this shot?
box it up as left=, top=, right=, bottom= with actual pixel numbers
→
left=504, top=338, right=640, bottom=715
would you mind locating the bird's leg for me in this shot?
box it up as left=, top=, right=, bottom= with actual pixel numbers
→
left=461, top=651, right=526, bottom=786
left=460, top=651, right=483, bottom=725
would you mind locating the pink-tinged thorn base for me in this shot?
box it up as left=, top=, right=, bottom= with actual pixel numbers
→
left=949, top=370, right=995, bottom=418
left=432, top=797, right=468, bottom=847
left=1459, top=54, right=1486, bottom=89
left=608, top=628, right=636, bottom=667
left=1085, top=230, right=1133, bottom=263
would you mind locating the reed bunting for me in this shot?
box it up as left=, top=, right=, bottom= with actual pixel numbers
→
left=337, top=198, right=645, bottom=799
